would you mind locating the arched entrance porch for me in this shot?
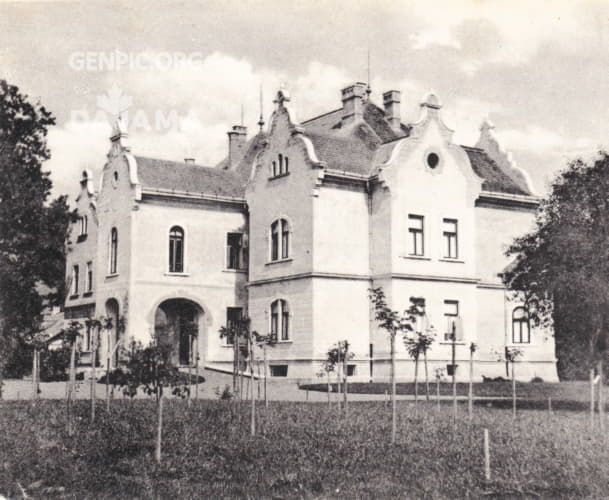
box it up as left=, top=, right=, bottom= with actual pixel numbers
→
left=154, top=298, right=203, bottom=366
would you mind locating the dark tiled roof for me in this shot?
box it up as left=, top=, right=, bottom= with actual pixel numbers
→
left=136, top=156, right=245, bottom=198
left=302, top=102, right=409, bottom=175
left=462, top=147, right=531, bottom=196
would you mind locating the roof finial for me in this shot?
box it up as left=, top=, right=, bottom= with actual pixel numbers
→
left=365, top=48, right=372, bottom=100
left=258, top=84, right=265, bottom=132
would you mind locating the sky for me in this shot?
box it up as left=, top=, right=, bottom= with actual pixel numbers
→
left=1, top=0, right=609, bottom=200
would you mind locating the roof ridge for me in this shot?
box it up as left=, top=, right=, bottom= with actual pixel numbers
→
left=134, top=155, right=214, bottom=170
left=301, top=107, right=342, bottom=125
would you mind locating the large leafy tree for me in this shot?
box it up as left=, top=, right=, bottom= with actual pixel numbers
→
left=0, top=79, right=73, bottom=383
left=503, top=152, right=609, bottom=379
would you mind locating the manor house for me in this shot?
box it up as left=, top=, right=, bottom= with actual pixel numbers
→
left=64, top=82, right=558, bottom=382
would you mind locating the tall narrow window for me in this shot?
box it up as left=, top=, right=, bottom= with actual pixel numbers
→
left=512, top=307, right=530, bottom=344
left=271, top=218, right=290, bottom=261
left=272, top=160, right=277, bottom=177
left=281, top=219, right=289, bottom=259
left=109, top=228, right=118, bottom=274
left=169, top=226, right=184, bottom=273
left=226, top=307, right=242, bottom=345
left=443, top=218, right=458, bottom=259
left=284, top=156, right=289, bottom=173
left=79, top=215, right=88, bottom=235
left=271, top=221, right=279, bottom=261
left=270, top=299, right=290, bottom=341
left=71, top=265, right=79, bottom=295
left=443, top=300, right=460, bottom=341
left=278, top=154, right=283, bottom=175
left=408, top=215, right=424, bottom=256
left=227, top=233, right=244, bottom=270
left=86, top=261, right=93, bottom=292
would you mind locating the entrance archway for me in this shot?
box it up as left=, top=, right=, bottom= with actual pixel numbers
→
left=154, top=299, right=203, bottom=366
left=105, top=298, right=120, bottom=367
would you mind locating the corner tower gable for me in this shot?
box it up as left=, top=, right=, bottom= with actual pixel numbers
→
left=376, top=93, right=484, bottom=202
left=247, top=88, right=326, bottom=197
left=99, top=117, right=142, bottom=202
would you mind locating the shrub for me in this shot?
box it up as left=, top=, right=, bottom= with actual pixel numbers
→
left=530, top=376, right=544, bottom=383
left=39, top=344, right=71, bottom=381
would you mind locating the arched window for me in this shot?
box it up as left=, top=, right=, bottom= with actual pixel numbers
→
left=284, top=156, right=289, bottom=173
left=109, top=228, right=118, bottom=274
left=271, top=299, right=290, bottom=341
left=278, top=154, right=283, bottom=175
left=169, top=226, right=184, bottom=273
left=79, top=215, right=88, bottom=236
left=270, top=218, right=290, bottom=261
left=512, top=307, right=530, bottom=344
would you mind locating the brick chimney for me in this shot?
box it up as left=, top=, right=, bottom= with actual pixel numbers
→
left=383, top=90, right=401, bottom=132
left=227, top=125, right=247, bottom=166
left=341, top=82, right=367, bottom=126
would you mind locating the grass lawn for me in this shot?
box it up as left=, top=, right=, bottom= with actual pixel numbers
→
left=1, top=399, right=608, bottom=498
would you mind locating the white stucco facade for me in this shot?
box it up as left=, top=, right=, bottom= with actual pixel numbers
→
left=64, top=84, right=558, bottom=383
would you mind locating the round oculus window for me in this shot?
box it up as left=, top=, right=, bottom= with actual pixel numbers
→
left=427, top=152, right=440, bottom=169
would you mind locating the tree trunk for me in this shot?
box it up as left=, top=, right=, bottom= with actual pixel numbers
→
left=187, top=338, right=192, bottom=409
left=90, top=330, right=97, bottom=422
left=452, top=339, right=457, bottom=425
left=250, top=336, right=256, bottom=436
left=414, top=354, right=419, bottom=408
left=32, top=348, right=38, bottom=401
left=195, top=336, right=199, bottom=400
left=468, top=347, right=474, bottom=421
left=590, top=367, right=595, bottom=432
left=233, top=337, right=237, bottom=393
left=264, top=346, right=268, bottom=408
left=424, top=351, right=429, bottom=402
left=67, top=341, right=76, bottom=436
left=336, top=362, right=342, bottom=411
left=598, top=359, right=605, bottom=432
left=327, top=370, right=331, bottom=407
left=343, top=344, right=348, bottom=416
left=391, top=332, right=396, bottom=444
left=106, top=330, right=111, bottom=413
left=436, top=376, right=441, bottom=410
left=512, top=360, right=517, bottom=419
left=155, top=389, right=163, bottom=464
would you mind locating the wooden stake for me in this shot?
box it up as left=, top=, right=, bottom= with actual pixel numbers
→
left=598, top=360, right=605, bottom=433
left=436, top=377, right=441, bottom=410
left=548, top=396, right=552, bottom=416
left=468, top=348, right=474, bottom=421
left=483, top=428, right=491, bottom=482
left=512, top=360, right=516, bottom=419
left=155, top=391, right=163, bottom=464
left=590, top=368, right=595, bottom=432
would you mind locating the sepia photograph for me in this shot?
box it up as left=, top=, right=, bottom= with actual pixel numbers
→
left=0, top=0, right=608, bottom=497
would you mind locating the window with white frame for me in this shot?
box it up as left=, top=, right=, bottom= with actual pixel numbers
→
left=443, top=300, right=461, bottom=341
left=168, top=226, right=184, bottom=273
left=408, top=214, right=424, bottom=256
left=443, top=218, right=458, bottom=259
left=512, top=307, right=530, bottom=344
left=85, top=261, right=93, bottom=292
left=71, top=265, right=79, bottom=296
left=109, top=227, right=118, bottom=274
left=226, top=233, right=246, bottom=270
left=270, top=299, right=290, bottom=341
left=270, top=219, right=290, bottom=261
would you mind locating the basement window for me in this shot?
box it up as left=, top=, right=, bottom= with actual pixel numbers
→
left=270, top=365, right=288, bottom=377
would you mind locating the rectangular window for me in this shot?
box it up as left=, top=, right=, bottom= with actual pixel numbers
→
left=225, top=307, right=242, bottom=345
left=281, top=308, right=289, bottom=341
left=71, top=265, right=79, bottom=295
left=86, top=261, right=93, bottom=292
left=443, top=218, right=458, bottom=259
left=226, top=233, right=244, bottom=270
left=270, top=365, right=288, bottom=377
left=443, top=300, right=460, bottom=341
left=408, top=215, right=424, bottom=256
